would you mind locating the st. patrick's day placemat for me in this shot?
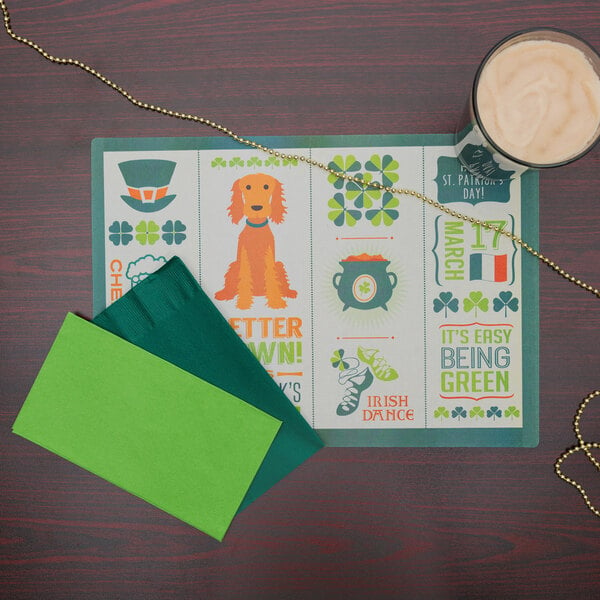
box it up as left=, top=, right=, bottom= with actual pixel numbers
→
left=91, top=134, right=539, bottom=447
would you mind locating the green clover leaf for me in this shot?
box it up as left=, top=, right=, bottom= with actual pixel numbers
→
left=434, top=406, right=450, bottom=420
left=359, top=280, right=371, bottom=294
left=433, top=292, right=460, bottom=318
left=493, top=291, right=519, bottom=317
left=108, top=220, right=133, bottom=246
left=229, top=157, right=245, bottom=168
left=264, top=156, right=280, bottom=167
left=463, top=291, right=489, bottom=317
left=162, top=219, right=187, bottom=245
left=505, top=406, right=520, bottom=420
left=469, top=406, right=485, bottom=420
left=328, top=193, right=362, bottom=227
left=487, top=406, right=503, bottom=420
left=246, top=157, right=263, bottom=168
left=211, top=157, right=227, bottom=168
left=327, top=154, right=362, bottom=189
left=451, top=406, right=467, bottom=421
left=365, top=192, right=400, bottom=226
left=135, top=220, right=160, bottom=245
left=365, top=154, right=400, bottom=187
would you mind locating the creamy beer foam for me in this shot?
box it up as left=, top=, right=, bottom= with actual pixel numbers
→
left=476, top=39, right=600, bottom=165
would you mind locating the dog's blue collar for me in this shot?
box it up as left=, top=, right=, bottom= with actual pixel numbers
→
left=246, top=218, right=269, bottom=228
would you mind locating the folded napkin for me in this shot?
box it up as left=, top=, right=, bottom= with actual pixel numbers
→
left=13, top=313, right=281, bottom=541
left=92, top=256, right=323, bottom=510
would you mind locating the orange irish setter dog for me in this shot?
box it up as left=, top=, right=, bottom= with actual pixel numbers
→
left=215, top=173, right=297, bottom=309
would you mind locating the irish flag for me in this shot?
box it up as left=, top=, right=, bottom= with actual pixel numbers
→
left=469, top=253, right=507, bottom=282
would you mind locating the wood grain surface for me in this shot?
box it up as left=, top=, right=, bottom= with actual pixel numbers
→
left=2, top=1, right=600, bottom=598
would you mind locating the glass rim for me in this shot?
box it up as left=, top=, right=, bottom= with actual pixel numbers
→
left=471, top=27, right=600, bottom=169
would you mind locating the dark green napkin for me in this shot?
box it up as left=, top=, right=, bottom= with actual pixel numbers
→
left=93, top=256, right=323, bottom=510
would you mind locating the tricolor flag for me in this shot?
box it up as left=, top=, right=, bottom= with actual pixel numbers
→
left=469, top=253, right=507, bottom=282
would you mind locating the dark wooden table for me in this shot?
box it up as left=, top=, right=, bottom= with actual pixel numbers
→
left=2, top=1, right=600, bottom=598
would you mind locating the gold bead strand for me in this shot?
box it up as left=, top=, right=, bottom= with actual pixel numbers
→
left=555, top=390, right=600, bottom=518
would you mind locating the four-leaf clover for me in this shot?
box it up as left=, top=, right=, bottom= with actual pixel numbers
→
left=135, top=220, right=160, bottom=245
left=365, top=192, right=400, bottom=226
left=328, top=193, right=362, bottom=227
left=108, top=220, right=133, bottom=246
left=162, top=220, right=187, bottom=245
left=365, top=154, right=400, bottom=188
left=327, top=154, right=361, bottom=189
left=345, top=172, right=381, bottom=209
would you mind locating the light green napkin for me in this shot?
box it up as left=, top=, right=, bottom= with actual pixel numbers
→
left=93, top=256, right=323, bottom=511
left=12, top=313, right=281, bottom=541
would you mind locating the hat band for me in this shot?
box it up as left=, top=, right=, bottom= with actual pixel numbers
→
left=128, top=186, right=169, bottom=202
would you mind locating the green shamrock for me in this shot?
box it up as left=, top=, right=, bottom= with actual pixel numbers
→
left=328, top=193, right=362, bottom=227
left=359, top=280, right=371, bottom=295
left=469, top=406, right=485, bottom=420
left=493, top=291, right=519, bottom=317
left=211, top=157, right=227, bottom=168
left=451, top=406, right=467, bottom=421
left=264, top=155, right=280, bottom=167
left=327, top=154, right=361, bottom=189
left=282, top=156, right=298, bottom=167
left=487, top=406, right=502, bottom=420
left=463, top=291, right=489, bottom=317
left=505, top=406, right=520, bottom=420
left=433, top=292, right=459, bottom=318
left=365, top=154, right=400, bottom=188
left=135, top=220, right=160, bottom=245
left=365, top=192, right=400, bottom=226
left=246, top=157, right=263, bottom=168
left=434, top=406, right=450, bottom=421
left=229, top=157, right=244, bottom=168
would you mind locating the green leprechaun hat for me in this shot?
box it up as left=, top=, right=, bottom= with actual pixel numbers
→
left=118, top=159, right=177, bottom=213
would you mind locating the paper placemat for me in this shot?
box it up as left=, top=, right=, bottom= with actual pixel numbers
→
left=92, top=134, right=538, bottom=447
